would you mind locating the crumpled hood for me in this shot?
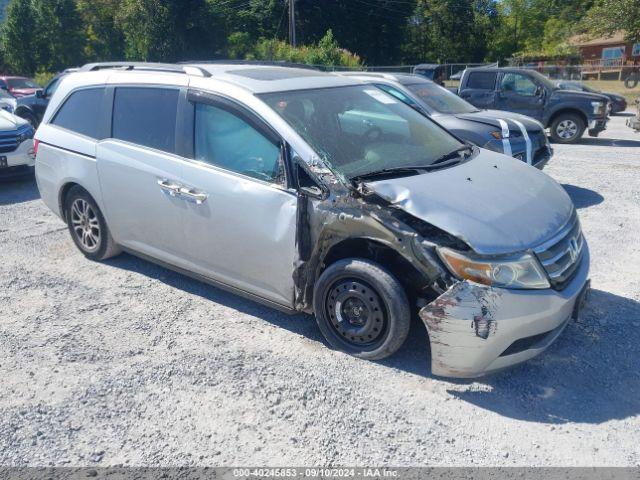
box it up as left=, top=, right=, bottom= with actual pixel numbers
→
left=451, top=109, right=544, bottom=132
left=365, top=150, right=574, bottom=255
left=0, top=109, right=28, bottom=130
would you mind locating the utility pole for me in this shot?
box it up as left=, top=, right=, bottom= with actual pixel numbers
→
left=289, top=0, right=297, bottom=47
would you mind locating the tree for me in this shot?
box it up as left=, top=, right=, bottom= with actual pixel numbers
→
left=1, top=0, right=38, bottom=74
left=404, top=0, right=498, bottom=63
left=117, top=0, right=221, bottom=62
left=32, top=0, right=85, bottom=72
left=77, top=0, right=125, bottom=61
left=584, top=0, right=640, bottom=41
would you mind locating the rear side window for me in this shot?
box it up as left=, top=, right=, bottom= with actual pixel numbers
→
left=466, top=72, right=497, bottom=90
left=52, top=88, right=106, bottom=139
left=112, top=87, right=179, bottom=153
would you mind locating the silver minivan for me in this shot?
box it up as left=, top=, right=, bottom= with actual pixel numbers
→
left=34, top=63, right=590, bottom=378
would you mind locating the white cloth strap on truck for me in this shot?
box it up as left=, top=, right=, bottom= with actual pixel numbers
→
left=512, top=119, right=533, bottom=165
left=497, top=119, right=512, bottom=157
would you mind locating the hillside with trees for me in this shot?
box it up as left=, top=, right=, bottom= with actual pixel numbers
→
left=0, top=0, right=635, bottom=76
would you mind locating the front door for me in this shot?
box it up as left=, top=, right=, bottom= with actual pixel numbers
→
left=496, top=72, right=545, bottom=120
left=177, top=92, right=298, bottom=308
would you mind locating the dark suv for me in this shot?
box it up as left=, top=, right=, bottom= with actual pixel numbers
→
left=457, top=68, right=610, bottom=143
left=14, top=71, right=71, bottom=127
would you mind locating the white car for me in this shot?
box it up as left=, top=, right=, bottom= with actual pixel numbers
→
left=0, top=109, right=35, bottom=178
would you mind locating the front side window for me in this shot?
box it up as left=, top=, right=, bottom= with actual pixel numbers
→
left=260, top=85, right=462, bottom=180
left=44, top=77, right=61, bottom=98
left=405, top=81, right=478, bottom=114
left=194, top=102, right=282, bottom=183
left=500, top=73, right=537, bottom=96
left=52, top=88, right=106, bottom=139
left=112, top=87, right=179, bottom=154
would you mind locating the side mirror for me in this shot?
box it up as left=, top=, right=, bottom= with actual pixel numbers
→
left=535, top=85, right=544, bottom=97
left=35, top=89, right=45, bottom=99
left=299, top=185, right=325, bottom=199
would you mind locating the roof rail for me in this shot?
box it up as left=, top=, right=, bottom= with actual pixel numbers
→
left=79, top=62, right=212, bottom=78
left=179, top=60, right=320, bottom=71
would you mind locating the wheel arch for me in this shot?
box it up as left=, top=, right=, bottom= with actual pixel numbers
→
left=317, top=237, right=432, bottom=307
left=58, top=182, right=95, bottom=224
left=548, top=108, right=587, bottom=128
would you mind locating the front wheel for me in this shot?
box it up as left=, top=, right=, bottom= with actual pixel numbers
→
left=549, top=113, right=585, bottom=144
left=64, top=186, right=121, bottom=261
left=624, top=72, right=639, bottom=89
left=313, top=258, right=411, bottom=360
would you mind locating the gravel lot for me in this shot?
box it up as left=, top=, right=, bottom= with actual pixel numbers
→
left=1, top=113, right=639, bottom=467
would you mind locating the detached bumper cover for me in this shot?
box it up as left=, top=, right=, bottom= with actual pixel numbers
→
left=419, top=244, right=590, bottom=378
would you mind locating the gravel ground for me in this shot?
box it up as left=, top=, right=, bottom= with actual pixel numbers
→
left=1, top=113, right=639, bottom=467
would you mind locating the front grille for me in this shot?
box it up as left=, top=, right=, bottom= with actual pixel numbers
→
left=534, top=211, right=585, bottom=290
left=0, top=125, right=32, bottom=153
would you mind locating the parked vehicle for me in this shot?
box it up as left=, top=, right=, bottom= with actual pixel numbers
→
left=0, top=109, right=35, bottom=179
left=0, top=76, right=40, bottom=98
left=15, top=71, right=73, bottom=128
left=339, top=72, right=552, bottom=169
left=412, top=64, right=446, bottom=85
left=35, top=63, right=590, bottom=378
left=555, top=80, right=627, bottom=114
left=627, top=99, right=640, bottom=132
left=457, top=68, right=610, bottom=144
left=0, top=89, right=17, bottom=113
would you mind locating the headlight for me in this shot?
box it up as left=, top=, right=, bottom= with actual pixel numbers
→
left=2, top=105, right=14, bottom=113
left=591, top=101, right=605, bottom=115
left=437, top=247, right=550, bottom=289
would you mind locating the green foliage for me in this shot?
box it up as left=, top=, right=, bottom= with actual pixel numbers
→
left=1, top=0, right=38, bottom=74
left=583, top=0, right=640, bottom=41
left=77, top=0, right=124, bottom=61
left=244, top=30, right=362, bottom=68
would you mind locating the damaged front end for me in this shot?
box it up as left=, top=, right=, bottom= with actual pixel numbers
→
left=420, top=244, right=589, bottom=378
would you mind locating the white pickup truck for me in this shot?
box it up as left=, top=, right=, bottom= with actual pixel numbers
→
left=0, top=109, right=35, bottom=179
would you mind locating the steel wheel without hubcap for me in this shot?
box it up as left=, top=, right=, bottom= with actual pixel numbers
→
left=556, top=119, right=578, bottom=140
left=70, top=198, right=101, bottom=253
left=325, top=278, right=387, bottom=349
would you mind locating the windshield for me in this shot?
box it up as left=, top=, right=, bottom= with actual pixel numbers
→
left=260, top=85, right=463, bottom=179
left=405, top=81, right=478, bottom=114
left=7, top=78, right=39, bottom=89
left=528, top=71, right=556, bottom=90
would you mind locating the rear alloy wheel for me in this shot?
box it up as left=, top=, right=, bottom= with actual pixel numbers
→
left=64, top=186, right=121, bottom=261
left=313, top=258, right=411, bottom=360
left=550, top=113, right=585, bottom=144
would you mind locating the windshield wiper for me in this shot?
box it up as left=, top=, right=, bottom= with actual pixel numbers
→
left=430, top=145, right=474, bottom=166
left=350, top=145, right=475, bottom=183
left=350, top=166, right=429, bottom=183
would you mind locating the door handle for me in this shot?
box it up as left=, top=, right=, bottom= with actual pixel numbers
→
left=178, top=187, right=209, bottom=205
left=157, top=178, right=181, bottom=197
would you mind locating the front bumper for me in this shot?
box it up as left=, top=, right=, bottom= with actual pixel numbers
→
left=1, top=139, right=36, bottom=169
left=484, top=135, right=552, bottom=170
left=419, top=244, right=590, bottom=378
left=587, top=118, right=607, bottom=136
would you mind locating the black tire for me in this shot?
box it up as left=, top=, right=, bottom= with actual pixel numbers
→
left=18, top=111, right=39, bottom=128
left=624, top=73, right=639, bottom=89
left=64, top=186, right=121, bottom=261
left=313, top=258, right=411, bottom=360
left=549, top=113, right=585, bottom=144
